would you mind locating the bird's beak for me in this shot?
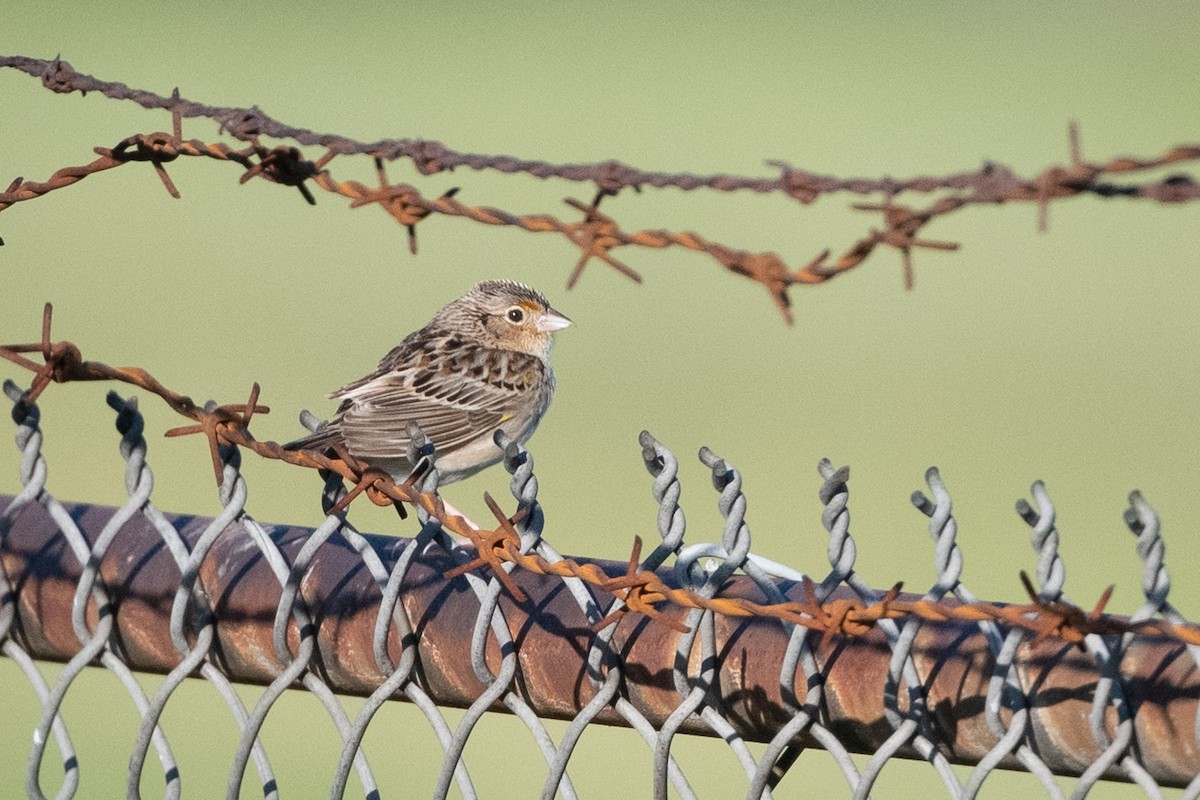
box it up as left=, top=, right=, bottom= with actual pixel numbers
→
left=537, top=309, right=572, bottom=333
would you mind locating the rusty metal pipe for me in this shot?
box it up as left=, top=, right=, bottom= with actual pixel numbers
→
left=1, top=495, right=1196, bottom=787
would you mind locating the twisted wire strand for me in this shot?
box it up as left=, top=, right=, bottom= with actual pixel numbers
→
left=811, top=459, right=923, bottom=800
left=1, top=381, right=79, bottom=800
left=1016, top=484, right=1156, bottom=800
left=910, top=469, right=1058, bottom=800
left=1123, top=493, right=1200, bottom=800
left=491, top=432, right=596, bottom=800
left=210, top=440, right=378, bottom=800
left=586, top=431, right=697, bottom=800
left=133, top=418, right=278, bottom=799
left=100, top=393, right=186, bottom=800
left=655, top=447, right=773, bottom=800
left=332, top=426, right=476, bottom=800
left=431, top=435, right=581, bottom=800
left=853, top=469, right=963, bottom=800
left=482, top=432, right=617, bottom=800
left=7, top=388, right=178, bottom=800
left=747, top=460, right=866, bottom=799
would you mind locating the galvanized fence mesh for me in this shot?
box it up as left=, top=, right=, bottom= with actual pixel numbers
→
left=2, top=373, right=1198, bottom=799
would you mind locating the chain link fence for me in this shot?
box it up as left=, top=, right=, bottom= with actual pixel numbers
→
left=2, top=376, right=1198, bottom=799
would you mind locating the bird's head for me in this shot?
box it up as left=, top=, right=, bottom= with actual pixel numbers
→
left=436, top=279, right=571, bottom=358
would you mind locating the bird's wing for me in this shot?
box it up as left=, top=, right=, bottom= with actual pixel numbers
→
left=333, top=351, right=542, bottom=460
left=282, top=337, right=424, bottom=454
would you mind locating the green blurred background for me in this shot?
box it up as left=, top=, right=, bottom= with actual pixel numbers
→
left=2, top=2, right=1198, bottom=797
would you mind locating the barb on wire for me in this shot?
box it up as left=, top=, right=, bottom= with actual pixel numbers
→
left=561, top=194, right=644, bottom=288
left=3, top=55, right=1199, bottom=323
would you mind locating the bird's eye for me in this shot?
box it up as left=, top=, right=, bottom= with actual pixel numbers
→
left=506, top=307, right=525, bottom=323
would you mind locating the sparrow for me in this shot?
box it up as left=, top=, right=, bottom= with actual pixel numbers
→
left=285, top=279, right=570, bottom=483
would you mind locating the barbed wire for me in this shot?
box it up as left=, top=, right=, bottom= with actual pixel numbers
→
left=4, top=301, right=1200, bottom=658
left=2, top=55, right=1198, bottom=322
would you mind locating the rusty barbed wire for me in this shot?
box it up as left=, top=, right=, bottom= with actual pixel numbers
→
left=4, top=303, right=1200, bottom=656
left=2, top=55, right=1198, bottom=322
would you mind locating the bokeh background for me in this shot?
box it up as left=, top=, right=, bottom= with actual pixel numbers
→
left=2, top=2, right=1198, bottom=797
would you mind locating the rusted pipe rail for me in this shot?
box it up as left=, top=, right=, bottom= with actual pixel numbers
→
left=1, top=495, right=1196, bottom=786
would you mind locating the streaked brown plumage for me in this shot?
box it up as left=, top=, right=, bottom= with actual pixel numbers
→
left=285, top=280, right=570, bottom=482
